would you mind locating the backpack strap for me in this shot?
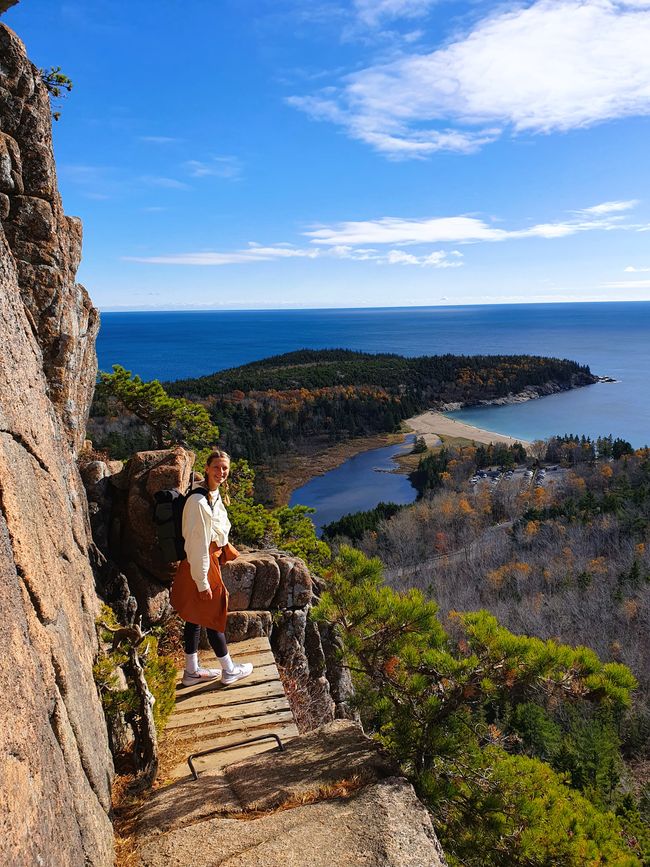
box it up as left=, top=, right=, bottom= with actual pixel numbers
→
left=187, top=485, right=214, bottom=514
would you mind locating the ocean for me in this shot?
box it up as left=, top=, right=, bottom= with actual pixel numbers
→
left=97, top=301, right=650, bottom=447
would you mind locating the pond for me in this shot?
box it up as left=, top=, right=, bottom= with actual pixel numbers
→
left=289, top=435, right=418, bottom=534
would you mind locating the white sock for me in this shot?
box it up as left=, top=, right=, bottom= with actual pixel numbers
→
left=218, top=652, right=235, bottom=673
left=185, top=652, right=199, bottom=674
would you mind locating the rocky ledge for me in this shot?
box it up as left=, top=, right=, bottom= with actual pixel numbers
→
left=440, top=373, right=598, bottom=412
left=136, top=720, right=448, bottom=867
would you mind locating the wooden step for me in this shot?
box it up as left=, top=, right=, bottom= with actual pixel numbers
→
left=165, top=696, right=292, bottom=730
left=172, top=677, right=286, bottom=713
left=172, top=649, right=276, bottom=687
left=188, top=720, right=298, bottom=759
left=174, top=661, right=280, bottom=697
left=167, top=722, right=299, bottom=780
left=168, top=739, right=284, bottom=780
left=219, top=636, right=271, bottom=656
left=200, top=648, right=276, bottom=668
left=170, top=710, right=295, bottom=742
left=163, top=636, right=299, bottom=782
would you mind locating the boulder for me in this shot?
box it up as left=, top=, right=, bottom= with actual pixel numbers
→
left=220, top=555, right=256, bottom=610
left=273, top=555, right=313, bottom=609
left=137, top=779, right=447, bottom=867
left=225, top=610, right=273, bottom=643
left=123, top=447, right=194, bottom=584
left=80, top=459, right=109, bottom=487
left=125, top=561, right=171, bottom=624
left=248, top=553, right=282, bottom=608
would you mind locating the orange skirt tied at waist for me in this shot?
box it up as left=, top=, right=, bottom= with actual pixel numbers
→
left=170, top=542, right=239, bottom=632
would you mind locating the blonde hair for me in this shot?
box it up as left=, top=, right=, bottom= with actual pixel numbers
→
left=205, top=449, right=231, bottom=506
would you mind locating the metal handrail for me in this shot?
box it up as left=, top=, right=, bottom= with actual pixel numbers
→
left=187, top=732, right=285, bottom=780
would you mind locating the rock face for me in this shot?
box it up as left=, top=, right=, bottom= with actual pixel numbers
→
left=0, top=23, right=114, bottom=867
left=136, top=721, right=448, bottom=867
left=0, top=25, right=98, bottom=450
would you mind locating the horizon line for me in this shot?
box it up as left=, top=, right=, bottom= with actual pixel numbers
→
left=98, top=297, right=650, bottom=314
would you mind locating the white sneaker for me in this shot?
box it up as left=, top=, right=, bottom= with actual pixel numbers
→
left=221, top=662, right=254, bottom=685
left=182, top=667, right=221, bottom=687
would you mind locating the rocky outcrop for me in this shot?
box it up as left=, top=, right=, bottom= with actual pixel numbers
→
left=0, top=23, right=113, bottom=867
left=440, top=373, right=598, bottom=412
left=136, top=720, right=448, bottom=867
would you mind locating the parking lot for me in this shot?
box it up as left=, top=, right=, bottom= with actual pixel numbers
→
left=469, top=465, right=567, bottom=492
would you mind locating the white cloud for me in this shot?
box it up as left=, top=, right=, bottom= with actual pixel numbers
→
left=304, top=203, right=640, bottom=246
left=354, top=0, right=439, bottom=27
left=291, top=0, right=650, bottom=157
left=287, top=94, right=500, bottom=156
left=331, top=245, right=463, bottom=265
left=124, top=243, right=462, bottom=268
left=602, top=279, right=650, bottom=288
left=124, top=244, right=320, bottom=266
left=184, top=156, right=243, bottom=180
left=140, top=175, right=189, bottom=190
left=624, top=265, right=650, bottom=271
left=577, top=200, right=639, bottom=215
left=139, top=136, right=180, bottom=145
left=125, top=200, right=646, bottom=268
left=307, top=215, right=503, bottom=245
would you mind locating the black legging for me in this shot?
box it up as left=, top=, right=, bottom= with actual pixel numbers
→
left=183, top=622, right=228, bottom=658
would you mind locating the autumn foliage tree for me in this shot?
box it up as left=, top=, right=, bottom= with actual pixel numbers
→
left=314, top=546, right=643, bottom=865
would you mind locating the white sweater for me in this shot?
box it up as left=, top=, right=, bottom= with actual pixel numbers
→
left=182, top=486, right=232, bottom=592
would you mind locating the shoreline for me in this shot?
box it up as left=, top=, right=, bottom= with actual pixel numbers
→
left=257, top=431, right=406, bottom=507
left=405, top=410, right=531, bottom=448
left=267, top=411, right=531, bottom=507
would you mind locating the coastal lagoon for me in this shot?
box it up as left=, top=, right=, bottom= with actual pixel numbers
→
left=289, top=436, right=417, bottom=533
left=98, top=301, right=650, bottom=446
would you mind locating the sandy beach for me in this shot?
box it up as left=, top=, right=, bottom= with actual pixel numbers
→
left=405, top=411, right=531, bottom=448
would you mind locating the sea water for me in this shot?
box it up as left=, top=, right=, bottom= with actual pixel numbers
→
left=98, top=301, right=650, bottom=447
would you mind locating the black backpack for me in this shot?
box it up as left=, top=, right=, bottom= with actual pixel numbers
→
left=153, top=485, right=210, bottom=562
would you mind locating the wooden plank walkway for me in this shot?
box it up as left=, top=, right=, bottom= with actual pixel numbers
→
left=164, top=636, right=299, bottom=780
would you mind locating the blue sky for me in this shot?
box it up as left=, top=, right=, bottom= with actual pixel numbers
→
left=5, top=0, right=650, bottom=310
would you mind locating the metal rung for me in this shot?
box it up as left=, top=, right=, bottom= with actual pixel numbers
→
left=187, top=732, right=285, bottom=780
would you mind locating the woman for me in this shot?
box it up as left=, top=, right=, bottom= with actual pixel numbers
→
left=170, top=449, right=254, bottom=687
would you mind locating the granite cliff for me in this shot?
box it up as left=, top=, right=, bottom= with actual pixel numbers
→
left=0, top=22, right=114, bottom=866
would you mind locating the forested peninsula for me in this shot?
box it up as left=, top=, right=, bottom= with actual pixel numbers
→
left=162, top=349, right=595, bottom=463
